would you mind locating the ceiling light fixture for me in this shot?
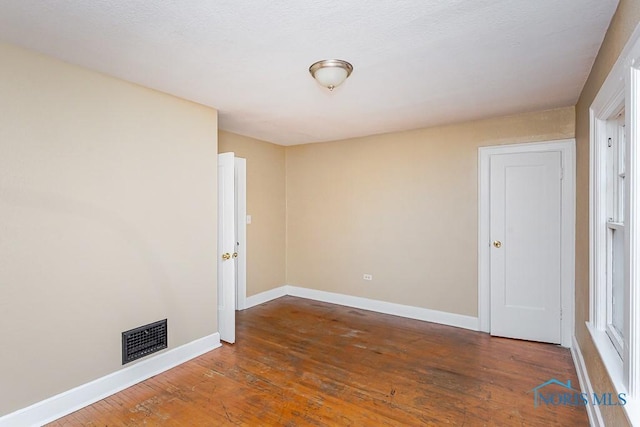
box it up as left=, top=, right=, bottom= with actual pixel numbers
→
left=309, top=59, right=353, bottom=91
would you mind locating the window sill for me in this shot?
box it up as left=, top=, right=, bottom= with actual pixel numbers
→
left=587, top=321, right=624, bottom=392
left=586, top=322, right=639, bottom=426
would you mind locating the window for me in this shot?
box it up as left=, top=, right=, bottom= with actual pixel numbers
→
left=588, top=25, right=640, bottom=423
left=604, top=111, right=625, bottom=356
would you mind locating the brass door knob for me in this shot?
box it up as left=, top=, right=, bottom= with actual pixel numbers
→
left=222, top=253, right=231, bottom=260
left=493, top=240, right=502, bottom=248
left=233, top=252, right=238, bottom=258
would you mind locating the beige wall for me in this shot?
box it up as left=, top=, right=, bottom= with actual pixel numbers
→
left=286, top=107, right=574, bottom=316
left=218, top=131, right=286, bottom=296
left=0, top=43, right=219, bottom=416
left=575, top=1, right=640, bottom=426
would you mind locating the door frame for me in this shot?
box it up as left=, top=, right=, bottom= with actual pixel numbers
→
left=478, top=139, right=575, bottom=347
left=234, top=157, right=247, bottom=310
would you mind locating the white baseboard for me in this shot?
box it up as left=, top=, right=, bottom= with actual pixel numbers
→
left=571, top=335, right=603, bottom=427
left=245, top=286, right=288, bottom=309
left=287, top=286, right=479, bottom=331
left=0, top=333, right=221, bottom=427
left=245, top=285, right=479, bottom=331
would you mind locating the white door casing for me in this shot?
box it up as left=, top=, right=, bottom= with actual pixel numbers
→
left=490, top=151, right=562, bottom=343
left=234, top=157, right=247, bottom=310
left=478, top=139, right=575, bottom=347
left=218, top=152, right=236, bottom=344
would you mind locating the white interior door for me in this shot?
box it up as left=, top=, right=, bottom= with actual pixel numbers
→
left=218, top=152, right=236, bottom=344
left=490, top=151, right=563, bottom=344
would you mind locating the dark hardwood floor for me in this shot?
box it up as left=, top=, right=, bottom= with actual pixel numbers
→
left=48, top=296, right=588, bottom=426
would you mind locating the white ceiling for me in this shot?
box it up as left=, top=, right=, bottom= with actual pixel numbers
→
left=0, top=1, right=619, bottom=145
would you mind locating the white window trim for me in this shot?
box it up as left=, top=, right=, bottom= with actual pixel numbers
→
left=589, top=21, right=640, bottom=426
left=604, top=113, right=625, bottom=357
left=627, top=50, right=640, bottom=404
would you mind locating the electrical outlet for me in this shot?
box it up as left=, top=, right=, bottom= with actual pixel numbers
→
left=363, top=274, right=373, bottom=281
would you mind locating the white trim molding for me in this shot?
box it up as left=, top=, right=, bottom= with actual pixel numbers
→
left=245, top=286, right=289, bottom=309
left=626, top=45, right=640, bottom=404
left=0, top=333, right=221, bottom=427
left=235, top=157, right=247, bottom=310
left=477, top=139, right=576, bottom=347
left=573, top=334, right=640, bottom=426
left=571, top=336, right=605, bottom=427
left=245, top=285, right=479, bottom=331
left=587, top=20, right=640, bottom=426
left=589, top=65, right=624, bottom=334
left=288, top=286, right=479, bottom=330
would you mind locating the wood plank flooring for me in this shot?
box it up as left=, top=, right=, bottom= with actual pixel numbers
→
left=48, top=296, right=588, bottom=426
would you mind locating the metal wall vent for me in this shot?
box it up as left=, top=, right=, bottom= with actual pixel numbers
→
left=122, top=319, right=167, bottom=365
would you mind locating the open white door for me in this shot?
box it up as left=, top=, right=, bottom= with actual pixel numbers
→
left=218, top=152, right=236, bottom=343
left=489, top=151, right=562, bottom=344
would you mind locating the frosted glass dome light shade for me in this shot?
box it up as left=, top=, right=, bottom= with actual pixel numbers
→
left=309, top=59, right=353, bottom=91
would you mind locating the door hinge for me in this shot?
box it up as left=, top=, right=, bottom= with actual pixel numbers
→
left=560, top=168, right=564, bottom=180
left=608, top=137, right=613, bottom=147
left=560, top=308, right=563, bottom=320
